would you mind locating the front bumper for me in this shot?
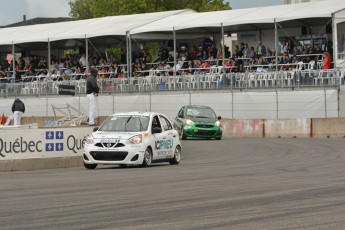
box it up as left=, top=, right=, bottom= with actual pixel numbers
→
left=184, top=124, right=222, bottom=139
left=83, top=143, right=145, bottom=165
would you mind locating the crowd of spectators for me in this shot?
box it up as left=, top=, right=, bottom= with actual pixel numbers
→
left=0, top=36, right=334, bottom=84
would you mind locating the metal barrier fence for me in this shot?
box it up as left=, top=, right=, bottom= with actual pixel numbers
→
left=1, top=69, right=344, bottom=97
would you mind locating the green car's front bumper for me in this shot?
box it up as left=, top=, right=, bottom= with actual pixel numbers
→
left=183, top=123, right=222, bottom=139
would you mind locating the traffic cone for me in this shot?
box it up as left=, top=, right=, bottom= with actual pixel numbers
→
left=0, top=112, right=5, bottom=125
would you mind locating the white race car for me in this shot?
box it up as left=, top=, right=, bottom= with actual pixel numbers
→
left=83, top=112, right=181, bottom=169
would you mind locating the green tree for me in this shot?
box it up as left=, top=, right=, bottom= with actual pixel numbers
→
left=69, top=0, right=231, bottom=19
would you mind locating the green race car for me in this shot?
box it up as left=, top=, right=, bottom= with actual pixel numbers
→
left=174, top=105, right=222, bottom=140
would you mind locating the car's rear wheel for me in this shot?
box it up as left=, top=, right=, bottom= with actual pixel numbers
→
left=142, top=147, right=152, bottom=167
left=169, top=145, right=181, bottom=165
left=179, top=129, right=187, bottom=140
left=84, top=162, right=97, bottom=169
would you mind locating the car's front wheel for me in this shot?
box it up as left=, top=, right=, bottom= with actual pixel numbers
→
left=142, top=147, right=152, bottom=167
left=84, top=162, right=97, bottom=169
left=169, top=145, right=181, bottom=165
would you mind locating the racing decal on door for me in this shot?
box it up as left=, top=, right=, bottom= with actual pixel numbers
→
left=155, top=139, right=173, bottom=156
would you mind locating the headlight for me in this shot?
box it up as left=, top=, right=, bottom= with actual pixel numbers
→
left=127, top=134, right=142, bottom=144
left=185, top=119, right=194, bottom=125
left=215, top=120, right=221, bottom=126
left=85, top=134, right=95, bottom=144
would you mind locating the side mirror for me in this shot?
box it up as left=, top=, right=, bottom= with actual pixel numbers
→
left=152, top=127, right=162, bottom=134
left=178, top=114, right=184, bottom=118
left=93, top=127, right=99, bottom=132
left=217, top=116, right=222, bottom=120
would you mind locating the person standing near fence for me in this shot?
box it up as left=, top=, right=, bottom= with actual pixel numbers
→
left=86, top=67, right=99, bottom=126
left=11, top=98, right=25, bottom=125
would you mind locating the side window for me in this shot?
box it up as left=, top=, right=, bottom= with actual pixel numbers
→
left=178, top=107, right=184, bottom=118
left=151, top=115, right=162, bottom=131
left=159, top=115, right=173, bottom=131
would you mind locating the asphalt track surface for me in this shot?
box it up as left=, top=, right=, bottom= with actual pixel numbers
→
left=1, top=137, right=345, bottom=230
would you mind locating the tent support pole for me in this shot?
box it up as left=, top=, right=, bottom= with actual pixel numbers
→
left=274, top=19, right=278, bottom=71
left=85, top=35, right=89, bottom=68
left=129, top=32, right=132, bottom=77
left=12, top=42, right=15, bottom=82
left=173, top=27, right=176, bottom=76
left=221, top=23, right=225, bottom=73
left=126, top=31, right=129, bottom=77
left=332, top=13, right=337, bottom=68
left=48, top=39, right=51, bottom=73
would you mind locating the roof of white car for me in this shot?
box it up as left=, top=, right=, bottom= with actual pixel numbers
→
left=111, top=111, right=160, bottom=117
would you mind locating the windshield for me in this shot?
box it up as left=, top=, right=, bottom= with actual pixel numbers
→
left=99, top=115, right=150, bottom=132
left=186, top=107, right=217, bottom=119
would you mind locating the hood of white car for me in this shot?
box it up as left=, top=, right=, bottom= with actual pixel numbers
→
left=92, top=131, right=142, bottom=140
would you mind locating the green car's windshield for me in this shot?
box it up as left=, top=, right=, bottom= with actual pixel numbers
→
left=186, top=107, right=217, bottom=119
left=99, top=115, right=150, bottom=132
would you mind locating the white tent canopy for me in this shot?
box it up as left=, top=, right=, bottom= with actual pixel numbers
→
left=277, top=0, right=345, bottom=22
left=0, top=9, right=194, bottom=45
left=130, top=8, right=261, bottom=34
left=0, top=1, right=345, bottom=45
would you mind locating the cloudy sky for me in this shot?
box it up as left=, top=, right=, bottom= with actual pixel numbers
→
left=0, top=0, right=285, bottom=26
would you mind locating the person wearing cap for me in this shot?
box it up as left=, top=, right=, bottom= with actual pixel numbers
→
left=86, top=67, right=99, bottom=125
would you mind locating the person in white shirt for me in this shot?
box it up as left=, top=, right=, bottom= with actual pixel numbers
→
left=79, top=54, right=87, bottom=67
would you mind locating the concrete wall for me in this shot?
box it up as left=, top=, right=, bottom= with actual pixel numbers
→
left=0, top=89, right=341, bottom=123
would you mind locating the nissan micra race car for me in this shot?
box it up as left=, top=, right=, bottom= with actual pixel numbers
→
left=83, top=112, right=181, bottom=169
left=174, top=105, right=222, bottom=140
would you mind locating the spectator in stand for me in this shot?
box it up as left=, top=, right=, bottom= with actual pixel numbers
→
left=279, top=53, right=291, bottom=71
left=194, top=59, right=201, bottom=70
left=286, top=39, right=293, bottom=54
left=2, top=59, right=10, bottom=72
left=224, top=59, right=233, bottom=73
left=257, top=41, right=266, bottom=57
left=208, top=53, right=216, bottom=66
left=322, top=37, right=333, bottom=56
left=0, top=64, right=9, bottom=83
left=302, top=44, right=311, bottom=55
left=62, top=64, right=74, bottom=80
left=189, top=46, right=197, bottom=60
left=249, top=46, right=256, bottom=59
left=239, top=42, right=245, bottom=56
left=232, top=49, right=240, bottom=59
left=242, top=43, right=250, bottom=58
left=140, top=63, right=150, bottom=77
left=216, top=44, right=223, bottom=59
left=322, top=52, right=331, bottom=69
left=265, top=47, right=273, bottom=57
left=279, top=40, right=289, bottom=55
left=109, top=63, right=121, bottom=78
left=172, top=61, right=182, bottom=75
left=202, top=50, right=209, bottom=61
left=210, top=44, right=217, bottom=59
left=291, top=45, right=303, bottom=56
left=18, top=57, right=25, bottom=70
left=247, top=56, right=256, bottom=72
left=133, top=63, right=142, bottom=77
left=314, top=45, right=323, bottom=61
left=98, top=66, right=108, bottom=79
left=181, top=60, right=194, bottom=75
left=79, top=54, right=87, bottom=67
left=200, top=59, right=210, bottom=72
left=196, top=45, right=203, bottom=60
left=163, top=61, right=172, bottom=75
